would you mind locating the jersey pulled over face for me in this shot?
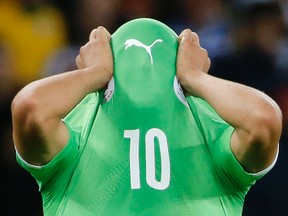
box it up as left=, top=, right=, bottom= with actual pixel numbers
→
left=103, top=18, right=187, bottom=108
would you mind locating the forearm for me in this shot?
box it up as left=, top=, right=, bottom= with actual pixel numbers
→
left=194, top=73, right=283, bottom=171
left=13, top=65, right=108, bottom=121
left=190, top=73, right=281, bottom=132
left=11, top=65, right=111, bottom=164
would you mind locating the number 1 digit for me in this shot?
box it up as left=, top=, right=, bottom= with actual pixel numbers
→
left=124, top=129, right=141, bottom=189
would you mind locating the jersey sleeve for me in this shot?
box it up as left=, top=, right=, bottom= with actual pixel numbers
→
left=210, top=127, right=279, bottom=192
left=187, top=96, right=277, bottom=191
left=15, top=123, right=80, bottom=189
left=15, top=92, right=101, bottom=189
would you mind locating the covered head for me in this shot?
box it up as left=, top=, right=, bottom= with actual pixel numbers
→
left=102, top=18, right=188, bottom=108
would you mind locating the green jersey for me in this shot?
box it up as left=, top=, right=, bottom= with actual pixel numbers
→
left=16, top=18, right=275, bottom=216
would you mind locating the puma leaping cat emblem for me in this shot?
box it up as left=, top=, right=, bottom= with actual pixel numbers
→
left=124, top=39, right=163, bottom=64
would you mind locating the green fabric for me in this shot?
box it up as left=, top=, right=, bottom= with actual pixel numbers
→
left=16, top=18, right=265, bottom=216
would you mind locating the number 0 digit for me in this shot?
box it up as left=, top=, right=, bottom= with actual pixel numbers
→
left=146, top=128, right=170, bottom=190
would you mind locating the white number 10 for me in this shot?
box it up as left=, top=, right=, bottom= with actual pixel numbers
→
left=124, top=128, right=170, bottom=190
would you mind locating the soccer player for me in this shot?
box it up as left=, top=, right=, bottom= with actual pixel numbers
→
left=11, top=18, right=282, bottom=215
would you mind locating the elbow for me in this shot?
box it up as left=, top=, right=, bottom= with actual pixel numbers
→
left=251, top=103, right=282, bottom=149
left=11, top=87, right=42, bottom=131
left=239, top=105, right=282, bottom=173
left=263, top=104, right=282, bottom=141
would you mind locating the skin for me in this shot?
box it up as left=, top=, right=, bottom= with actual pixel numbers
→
left=11, top=27, right=282, bottom=173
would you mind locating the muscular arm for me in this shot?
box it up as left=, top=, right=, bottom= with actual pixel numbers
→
left=177, top=29, right=282, bottom=173
left=11, top=27, right=113, bottom=165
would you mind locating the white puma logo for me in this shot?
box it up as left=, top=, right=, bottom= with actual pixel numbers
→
left=124, top=39, right=163, bottom=64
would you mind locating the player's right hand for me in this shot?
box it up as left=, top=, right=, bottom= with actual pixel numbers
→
left=76, top=26, right=113, bottom=87
left=176, top=29, right=210, bottom=97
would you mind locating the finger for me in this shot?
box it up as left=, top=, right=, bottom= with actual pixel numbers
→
left=75, top=54, right=83, bottom=69
left=89, top=28, right=98, bottom=41
left=97, top=26, right=111, bottom=41
left=203, top=51, right=211, bottom=73
left=89, top=26, right=111, bottom=42
left=178, top=29, right=191, bottom=42
left=191, top=32, right=200, bottom=45
left=200, top=47, right=210, bottom=70
left=178, top=29, right=200, bottom=45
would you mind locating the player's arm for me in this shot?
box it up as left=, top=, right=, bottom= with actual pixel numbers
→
left=11, top=27, right=113, bottom=166
left=177, top=29, right=282, bottom=173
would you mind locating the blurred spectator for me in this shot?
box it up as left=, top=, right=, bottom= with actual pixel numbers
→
left=43, top=0, right=165, bottom=77
left=118, top=0, right=163, bottom=24
left=210, top=1, right=286, bottom=94
left=42, top=0, right=121, bottom=77
left=166, top=0, right=233, bottom=60
left=278, top=0, right=288, bottom=27
left=74, top=0, right=120, bottom=43
left=273, top=0, right=288, bottom=85
left=0, top=0, right=68, bottom=86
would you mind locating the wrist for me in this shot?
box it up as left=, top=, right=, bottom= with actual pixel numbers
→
left=85, top=64, right=113, bottom=92
left=177, top=69, right=207, bottom=97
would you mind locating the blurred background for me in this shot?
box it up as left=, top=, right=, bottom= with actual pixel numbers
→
left=0, top=0, right=287, bottom=215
